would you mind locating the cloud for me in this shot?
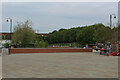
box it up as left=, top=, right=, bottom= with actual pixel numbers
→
left=2, top=2, right=118, bottom=33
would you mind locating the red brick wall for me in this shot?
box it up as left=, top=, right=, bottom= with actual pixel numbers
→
left=10, top=48, right=92, bottom=54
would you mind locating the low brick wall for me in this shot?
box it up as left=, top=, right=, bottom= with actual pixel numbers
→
left=10, top=48, right=92, bottom=54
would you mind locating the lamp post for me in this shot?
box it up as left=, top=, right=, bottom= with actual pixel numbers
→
left=109, top=14, right=117, bottom=53
left=110, top=14, right=116, bottom=29
left=6, top=18, right=12, bottom=40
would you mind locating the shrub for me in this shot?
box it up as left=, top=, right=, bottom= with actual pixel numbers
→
left=35, top=40, right=48, bottom=48
left=4, top=43, right=10, bottom=48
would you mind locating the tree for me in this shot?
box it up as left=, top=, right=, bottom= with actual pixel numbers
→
left=111, top=27, right=118, bottom=43
left=94, top=26, right=111, bottom=43
left=45, top=23, right=107, bottom=46
left=118, top=25, right=120, bottom=41
left=36, top=35, right=43, bottom=41
left=76, top=27, right=95, bottom=45
left=5, top=34, right=11, bottom=40
left=12, top=20, right=36, bottom=47
left=0, top=34, right=2, bottom=40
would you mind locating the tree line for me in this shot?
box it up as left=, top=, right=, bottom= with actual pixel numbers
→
left=45, top=23, right=120, bottom=46
left=2, top=20, right=120, bottom=48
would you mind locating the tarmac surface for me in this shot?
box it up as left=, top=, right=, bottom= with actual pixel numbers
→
left=0, top=57, right=1, bottom=79
left=2, top=53, right=118, bottom=78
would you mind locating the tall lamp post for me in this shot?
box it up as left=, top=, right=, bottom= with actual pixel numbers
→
left=109, top=14, right=116, bottom=43
left=6, top=18, right=12, bottom=40
left=109, top=14, right=116, bottom=53
left=110, top=14, right=116, bottom=29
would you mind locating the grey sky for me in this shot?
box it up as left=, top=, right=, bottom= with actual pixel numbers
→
left=2, top=2, right=118, bottom=33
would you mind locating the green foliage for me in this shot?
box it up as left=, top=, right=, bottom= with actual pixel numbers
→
left=49, top=43, right=70, bottom=47
left=4, top=43, right=10, bottom=48
left=35, top=40, right=48, bottom=48
left=2, top=34, right=10, bottom=40
left=118, top=25, right=120, bottom=41
left=10, top=22, right=120, bottom=48
left=94, top=26, right=111, bottom=43
left=0, top=34, right=2, bottom=40
left=45, top=23, right=118, bottom=45
left=46, top=28, right=79, bottom=44
left=12, top=20, right=36, bottom=47
left=111, top=26, right=120, bottom=43
left=76, top=27, right=95, bottom=45
left=49, top=43, right=81, bottom=48
left=36, top=35, right=43, bottom=41
left=70, top=43, right=81, bottom=47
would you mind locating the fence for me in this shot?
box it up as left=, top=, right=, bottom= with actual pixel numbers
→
left=10, top=48, right=92, bottom=54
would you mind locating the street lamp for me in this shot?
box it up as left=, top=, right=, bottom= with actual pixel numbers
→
left=6, top=18, right=12, bottom=40
left=109, top=14, right=117, bottom=53
left=110, top=14, right=116, bottom=29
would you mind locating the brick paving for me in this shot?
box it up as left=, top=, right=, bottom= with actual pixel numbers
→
left=2, top=53, right=118, bottom=78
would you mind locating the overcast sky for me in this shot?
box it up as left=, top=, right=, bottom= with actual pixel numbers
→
left=2, top=2, right=118, bottom=33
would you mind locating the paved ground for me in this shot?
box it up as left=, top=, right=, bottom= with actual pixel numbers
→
left=0, top=56, right=1, bottom=79
left=2, top=53, right=118, bottom=78
left=0, top=50, right=2, bottom=79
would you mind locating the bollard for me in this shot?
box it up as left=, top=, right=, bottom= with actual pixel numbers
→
left=8, top=48, right=11, bottom=55
left=2, top=48, right=9, bottom=55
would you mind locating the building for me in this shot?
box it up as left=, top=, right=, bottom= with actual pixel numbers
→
left=0, top=32, right=48, bottom=40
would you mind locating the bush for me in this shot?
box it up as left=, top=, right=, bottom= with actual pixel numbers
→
left=4, top=43, right=10, bottom=48
left=35, top=40, right=48, bottom=48
left=70, top=43, right=80, bottom=48
left=49, top=43, right=81, bottom=48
